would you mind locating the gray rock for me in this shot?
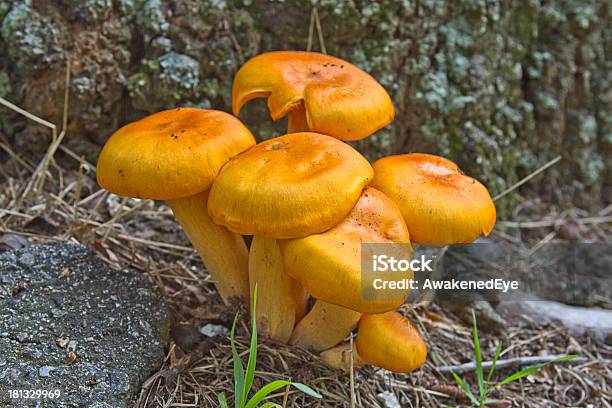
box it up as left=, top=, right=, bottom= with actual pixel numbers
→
left=200, top=323, right=229, bottom=338
left=0, top=243, right=169, bottom=407
left=497, top=298, right=612, bottom=343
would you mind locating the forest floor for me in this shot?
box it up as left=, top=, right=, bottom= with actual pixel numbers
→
left=0, top=109, right=611, bottom=407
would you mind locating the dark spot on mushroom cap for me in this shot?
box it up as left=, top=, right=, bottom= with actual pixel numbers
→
left=269, top=142, right=285, bottom=150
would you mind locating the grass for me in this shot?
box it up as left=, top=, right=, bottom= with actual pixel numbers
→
left=434, top=309, right=577, bottom=407
left=217, top=285, right=322, bottom=407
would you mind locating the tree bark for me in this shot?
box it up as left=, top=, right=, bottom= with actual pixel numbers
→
left=0, top=0, right=609, bottom=212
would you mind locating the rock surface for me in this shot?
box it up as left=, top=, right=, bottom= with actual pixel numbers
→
left=0, top=243, right=169, bottom=407
left=0, top=0, right=609, bottom=213
left=497, top=298, right=612, bottom=343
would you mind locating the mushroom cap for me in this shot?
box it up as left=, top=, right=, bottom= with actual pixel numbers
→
left=208, top=132, right=373, bottom=239
left=96, top=108, right=255, bottom=200
left=280, top=187, right=411, bottom=313
left=232, top=51, right=394, bottom=141
left=356, top=311, right=427, bottom=373
left=371, top=153, right=496, bottom=244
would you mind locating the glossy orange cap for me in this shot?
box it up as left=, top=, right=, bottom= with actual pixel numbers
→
left=207, top=132, right=373, bottom=239
left=280, top=187, right=411, bottom=313
left=96, top=108, right=255, bottom=200
left=232, top=51, right=394, bottom=141
left=356, top=311, right=427, bottom=373
left=371, top=153, right=496, bottom=244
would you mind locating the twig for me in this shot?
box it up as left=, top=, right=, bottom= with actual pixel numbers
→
left=437, top=355, right=587, bottom=375
left=307, top=8, right=315, bottom=52
left=493, top=155, right=562, bottom=201
left=58, top=145, right=96, bottom=173
left=306, top=7, right=326, bottom=54
left=498, top=215, right=612, bottom=229
left=0, top=96, right=57, bottom=130
left=349, top=334, right=356, bottom=408
left=0, top=141, right=35, bottom=172
left=314, top=8, right=326, bottom=54
left=282, top=382, right=290, bottom=407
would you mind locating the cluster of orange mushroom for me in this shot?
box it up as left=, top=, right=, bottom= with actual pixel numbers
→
left=96, top=51, right=496, bottom=374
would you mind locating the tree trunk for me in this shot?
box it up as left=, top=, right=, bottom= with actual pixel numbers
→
left=0, top=0, right=609, bottom=213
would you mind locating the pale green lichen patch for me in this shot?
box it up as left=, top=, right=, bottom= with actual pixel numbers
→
left=127, top=52, right=201, bottom=112
left=1, top=3, right=65, bottom=71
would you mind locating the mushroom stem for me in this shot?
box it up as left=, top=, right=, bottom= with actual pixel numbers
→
left=249, top=236, right=300, bottom=342
left=290, top=300, right=361, bottom=351
left=168, top=190, right=249, bottom=304
left=287, top=104, right=309, bottom=133
left=292, top=282, right=310, bottom=322
left=320, top=342, right=365, bottom=371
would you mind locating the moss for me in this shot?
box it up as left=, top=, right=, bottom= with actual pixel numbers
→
left=0, top=1, right=10, bottom=22
left=0, top=70, right=10, bottom=99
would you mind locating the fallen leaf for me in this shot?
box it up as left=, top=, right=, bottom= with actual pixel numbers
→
left=65, top=351, right=77, bottom=366
left=12, top=282, right=28, bottom=296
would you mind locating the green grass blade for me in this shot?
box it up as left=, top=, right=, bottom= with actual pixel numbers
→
left=291, top=382, right=322, bottom=399
left=472, top=309, right=484, bottom=399
left=495, top=355, right=577, bottom=388
left=230, top=312, right=245, bottom=407
left=244, top=380, right=292, bottom=408
left=259, top=403, right=283, bottom=408
left=487, top=343, right=503, bottom=384
left=433, top=352, right=479, bottom=406
left=449, top=368, right=480, bottom=406
left=242, top=284, right=259, bottom=406
left=218, top=392, right=229, bottom=408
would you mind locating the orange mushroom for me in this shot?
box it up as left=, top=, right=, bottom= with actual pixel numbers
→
left=96, top=108, right=255, bottom=303
left=356, top=311, right=427, bottom=373
left=280, top=187, right=412, bottom=347
left=290, top=300, right=361, bottom=351
left=208, top=132, right=373, bottom=239
left=208, top=132, right=372, bottom=341
left=281, top=187, right=411, bottom=313
left=232, top=51, right=394, bottom=140
left=371, top=153, right=496, bottom=244
left=248, top=236, right=307, bottom=342
left=320, top=312, right=427, bottom=373
left=320, top=341, right=364, bottom=371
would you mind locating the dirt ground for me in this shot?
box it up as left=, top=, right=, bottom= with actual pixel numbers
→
left=0, top=121, right=611, bottom=407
